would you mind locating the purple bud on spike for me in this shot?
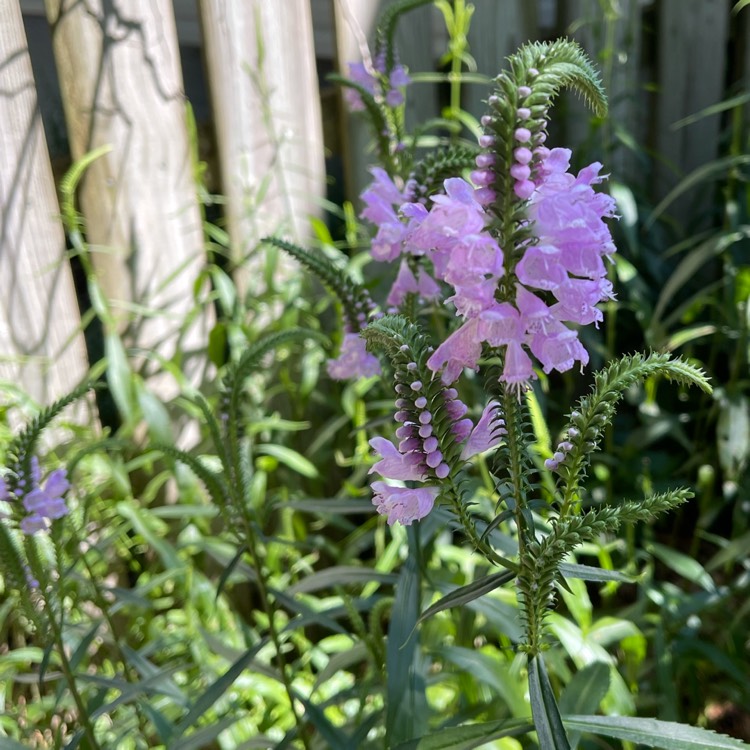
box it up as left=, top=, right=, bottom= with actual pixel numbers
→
left=418, top=424, right=433, bottom=438
left=415, top=396, right=428, bottom=409
left=426, top=450, right=443, bottom=468
left=435, top=463, right=450, bottom=479
left=514, top=147, right=533, bottom=164
left=474, top=187, right=495, bottom=205
left=410, top=381, right=423, bottom=391
left=518, top=85, right=532, bottom=97
left=479, top=135, right=494, bottom=148
left=517, top=107, right=531, bottom=119
left=475, top=153, right=494, bottom=168
left=423, top=436, right=439, bottom=453
left=419, top=411, right=432, bottom=425
left=514, top=127, right=532, bottom=142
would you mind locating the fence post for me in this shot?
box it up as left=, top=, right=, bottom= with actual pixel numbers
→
left=43, top=0, right=212, bottom=402
left=655, top=0, right=729, bottom=230
left=199, top=0, right=326, bottom=293
left=465, top=0, right=537, bottom=120
left=0, top=0, right=90, bottom=422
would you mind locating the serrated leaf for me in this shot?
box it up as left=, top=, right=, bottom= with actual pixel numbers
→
left=417, top=570, right=514, bottom=626
left=528, top=654, right=571, bottom=750
left=563, top=715, right=750, bottom=749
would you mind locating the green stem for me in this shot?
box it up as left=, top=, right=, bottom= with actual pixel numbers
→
left=448, top=478, right=518, bottom=571
left=47, top=605, right=102, bottom=750
left=242, top=518, right=312, bottom=750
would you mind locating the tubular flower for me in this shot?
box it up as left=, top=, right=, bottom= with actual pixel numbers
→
left=1, top=457, right=72, bottom=535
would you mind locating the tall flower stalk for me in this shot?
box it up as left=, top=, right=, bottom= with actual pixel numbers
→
left=338, top=34, right=713, bottom=747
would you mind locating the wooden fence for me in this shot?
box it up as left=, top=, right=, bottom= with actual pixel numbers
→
left=1, top=0, right=747, bottom=426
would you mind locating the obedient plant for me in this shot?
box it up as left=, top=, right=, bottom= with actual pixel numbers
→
left=1, top=4, right=746, bottom=748
left=267, top=25, right=734, bottom=750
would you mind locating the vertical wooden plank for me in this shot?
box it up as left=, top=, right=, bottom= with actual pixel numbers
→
left=334, top=0, right=440, bottom=200
left=563, top=0, right=644, bottom=179
left=0, top=1, right=90, bottom=417
left=655, top=0, right=729, bottom=228
left=199, top=0, right=326, bottom=283
left=43, top=0, right=211, bottom=397
left=466, top=0, right=538, bottom=121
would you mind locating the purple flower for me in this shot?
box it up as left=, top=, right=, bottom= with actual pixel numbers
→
left=387, top=260, right=441, bottom=307
left=371, top=481, right=439, bottom=526
left=426, top=318, right=483, bottom=385
left=407, top=179, right=487, bottom=259
left=19, top=464, right=71, bottom=535
left=369, top=437, right=425, bottom=481
left=327, top=333, right=381, bottom=381
left=361, top=168, right=415, bottom=262
left=343, top=62, right=377, bottom=111
left=461, top=401, right=506, bottom=459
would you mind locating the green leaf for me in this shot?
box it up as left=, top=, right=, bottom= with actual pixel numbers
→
left=417, top=570, right=515, bottom=625
left=386, top=532, right=427, bottom=745
left=562, top=715, right=750, bottom=749
left=528, top=654, right=571, bottom=750
left=105, top=333, right=136, bottom=419
left=392, top=718, right=533, bottom=750
left=287, top=566, right=397, bottom=595
left=117, top=501, right=182, bottom=572
left=646, top=542, right=716, bottom=592
left=177, top=716, right=241, bottom=750
left=256, top=444, right=319, bottom=479
left=297, top=695, right=352, bottom=750
left=170, top=640, right=269, bottom=742
left=559, top=662, right=610, bottom=749
left=559, top=562, right=636, bottom=584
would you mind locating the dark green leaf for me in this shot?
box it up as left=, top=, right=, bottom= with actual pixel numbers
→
left=392, top=718, right=533, bottom=750
left=528, top=654, right=571, bottom=750
left=559, top=562, right=636, bottom=584
left=417, top=570, right=514, bottom=626
left=563, top=715, right=750, bottom=749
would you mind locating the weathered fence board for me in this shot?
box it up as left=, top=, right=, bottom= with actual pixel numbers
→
left=44, top=0, right=212, bottom=398
left=199, top=0, right=326, bottom=281
left=655, top=0, right=730, bottom=229
left=466, top=0, right=538, bottom=120
left=0, top=1, right=89, bottom=417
